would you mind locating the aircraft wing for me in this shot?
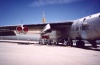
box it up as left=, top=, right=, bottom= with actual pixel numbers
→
left=23, top=21, right=73, bottom=30
left=0, top=21, right=73, bottom=30
left=0, top=25, right=17, bottom=31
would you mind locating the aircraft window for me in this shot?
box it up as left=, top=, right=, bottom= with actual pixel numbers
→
left=83, top=18, right=86, bottom=22
left=99, top=15, right=100, bottom=17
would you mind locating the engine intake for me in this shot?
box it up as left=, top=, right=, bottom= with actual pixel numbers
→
left=23, top=26, right=28, bottom=34
left=16, top=26, right=28, bottom=34
left=16, top=26, right=22, bottom=34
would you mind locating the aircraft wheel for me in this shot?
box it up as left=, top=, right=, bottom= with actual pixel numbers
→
left=76, top=41, right=79, bottom=47
left=88, top=40, right=97, bottom=48
left=39, top=41, right=41, bottom=44
left=80, top=41, right=85, bottom=48
left=53, top=42, right=57, bottom=45
left=62, top=40, right=67, bottom=46
left=76, top=41, right=85, bottom=48
left=48, top=41, right=52, bottom=45
left=70, top=41, right=73, bottom=47
left=53, top=42, right=58, bottom=45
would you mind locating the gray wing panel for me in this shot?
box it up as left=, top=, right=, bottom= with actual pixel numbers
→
left=23, top=22, right=73, bottom=30
left=0, top=21, right=73, bottom=31
left=0, top=26, right=17, bottom=30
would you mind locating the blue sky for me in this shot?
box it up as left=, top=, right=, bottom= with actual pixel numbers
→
left=0, top=0, right=100, bottom=26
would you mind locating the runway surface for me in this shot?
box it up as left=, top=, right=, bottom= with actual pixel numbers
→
left=0, top=42, right=100, bottom=65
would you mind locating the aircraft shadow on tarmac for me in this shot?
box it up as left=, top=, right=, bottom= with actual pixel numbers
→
left=72, top=45, right=100, bottom=51
left=35, top=43, right=100, bottom=51
left=16, top=42, right=100, bottom=51
left=0, top=41, right=100, bottom=51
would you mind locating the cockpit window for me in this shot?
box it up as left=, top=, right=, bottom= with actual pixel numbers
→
left=82, top=18, right=89, bottom=30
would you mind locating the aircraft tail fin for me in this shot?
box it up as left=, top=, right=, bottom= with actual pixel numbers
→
left=42, top=11, right=46, bottom=23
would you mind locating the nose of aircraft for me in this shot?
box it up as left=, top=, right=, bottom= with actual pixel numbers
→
left=92, top=14, right=100, bottom=39
left=83, top=13, right=100, bottom=40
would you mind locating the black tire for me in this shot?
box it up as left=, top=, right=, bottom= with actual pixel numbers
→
left=88, top=40, right=97, bottom=48
left=70, top=41, right=73, bottom=47
left=63, top=41, right=67, bottom=46
left=39, top=42, right=40, bottom=44
left=48, top=41, right=52, bottom=45
left=76, top=41, right=85, bottom=48
left=55, top=42, right=59, bottom=45
left=80, top=41, right=85, bottom=48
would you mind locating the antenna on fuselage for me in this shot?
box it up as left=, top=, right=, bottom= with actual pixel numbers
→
left=42, top=11, right=46, bottom=23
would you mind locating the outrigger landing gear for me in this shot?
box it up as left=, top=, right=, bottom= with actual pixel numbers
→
left=76, top=40, right=85, bottom=48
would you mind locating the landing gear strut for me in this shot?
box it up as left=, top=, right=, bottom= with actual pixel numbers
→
left=58, top=37, right=72, bottom=46
left=39, top=39, right=52, bottom=45
left=68, top=38, right=73, bottom=46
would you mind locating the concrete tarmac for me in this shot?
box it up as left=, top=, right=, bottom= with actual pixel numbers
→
left=0, top=42, right=100, bottom=65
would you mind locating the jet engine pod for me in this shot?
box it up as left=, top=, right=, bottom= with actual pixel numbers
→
left=23, top=26, right=28, bottom=34
left=16, top=26, right=22, bottom=34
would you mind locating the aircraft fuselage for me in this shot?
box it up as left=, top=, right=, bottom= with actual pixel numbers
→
left=70, top=13, right=100, bottom=40
left=0, top=13, right=100, bottom=47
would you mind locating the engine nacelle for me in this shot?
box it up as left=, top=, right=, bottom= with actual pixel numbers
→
left=16, top=26, right=28, bottom=34
left=23, top=26, right=29, bottom=34
left=16, top=26, right=22, bottom=34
